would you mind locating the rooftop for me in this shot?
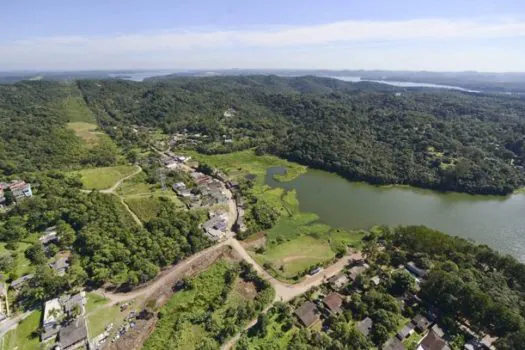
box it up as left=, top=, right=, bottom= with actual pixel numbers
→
left=294, top=301, right=320, bottom=328
left=323, top=293, right=344, bottom=314
left=383, top=337, right=406, bottom=350
left=357, top=317, right=373, bottom=336
left=10, top=274, right=34, bottom=288
left=59, top=316, right=88, bottom=349
left=418, top=330, right=450, bottom=350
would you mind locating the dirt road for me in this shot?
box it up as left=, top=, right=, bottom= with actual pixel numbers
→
left=99, top=236, right=360, bottom=305
left=101, top=166, right=142, bottom=194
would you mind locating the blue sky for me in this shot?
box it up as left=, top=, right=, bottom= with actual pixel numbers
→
left=2, top=0, right=525, bottom=71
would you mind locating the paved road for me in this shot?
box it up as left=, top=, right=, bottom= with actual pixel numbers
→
left=0, top=311, right=31, bottom=338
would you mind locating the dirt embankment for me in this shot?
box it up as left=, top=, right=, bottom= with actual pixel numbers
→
left=104, top=245, right=239, bottom=350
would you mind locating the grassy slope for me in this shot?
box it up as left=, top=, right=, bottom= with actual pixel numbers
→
left=118, top=172, right=185, bottom=221
left=143, top=260, right=231, bottom=350
left=185, top=149, right=307, bottom=185
left=0, top=311, right=41, bottom=350
left=85, top=292, right=127, bottom=338
left=0, top=240, right=36, bottom=278
left=187, top=150, right=365, bottom=281
left=75, top=165, right=137, bottom=190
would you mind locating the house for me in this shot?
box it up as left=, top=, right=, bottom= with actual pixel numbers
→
left=63, top=292, right=87, bottom=316
left=294, top=301, right=320, bottom=328
left=357, top=317, right=373, bottom=336
left=177, top=188, right=192, bottom=198
left=406, top=262, right=428, bottom=279
left=412, top=314, right=432, bottom=332
left=8, top=180, right=33, bottom=200
left=172, top=182, right=186, bottom=191
left=322, top=293, right=344, bottom=314
left=329, top=273, right=349, bottom=290
left=59, top=316, right=88, bottom=350
left=417, top=330, right=450, bottom=350
left=42, top=298, right=63, bottom=342
left=39, top=226, right=58, bottom=245
left=383, top=337, right=406, bottom=350
left=50, top=257, right=70, bottom=276
left=10, top=274, right=34, bottom=289
left=397, top=323, right=414, bottom=340
left=348, top=264, right=369, bottom=282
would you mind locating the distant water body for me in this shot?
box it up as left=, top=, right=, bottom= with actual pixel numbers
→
left=330, top=76, right=481, bottom=93
left=108, top=71, right=177, bottom=81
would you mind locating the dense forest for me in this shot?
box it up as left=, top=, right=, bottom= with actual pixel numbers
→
left=0, top=172, right=210, bottom=306
left=75, top=75, right=525, bottom=195
left=0, top=81, right=118, bottom=175
left=3, top=76, right=525, bottom=194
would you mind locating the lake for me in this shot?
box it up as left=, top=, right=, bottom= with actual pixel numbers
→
left=330, top=76, right=480, bottom=93
left=266, top=167, right=525, bottom=261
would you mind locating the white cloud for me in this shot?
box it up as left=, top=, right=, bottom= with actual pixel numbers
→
left=1, top=17, right=525, bottom=70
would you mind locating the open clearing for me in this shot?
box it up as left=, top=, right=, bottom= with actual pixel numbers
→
left=118, top=172, right=185, bottom=221
left=252, top=235, right=335, bottom=279
left=0, top=311, right=41, bottom=350
left=186, top=149, right=307, bottom=185
left=76, top=165, right=138, bottom=190
left=66, top=122, right=108, bottom=146
left=85, top=292, right=129, bottom=339
left=0, top=240, right=35, bottom=278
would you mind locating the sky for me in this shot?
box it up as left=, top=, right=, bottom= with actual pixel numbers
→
left=1, top=0, right=525, bottom=72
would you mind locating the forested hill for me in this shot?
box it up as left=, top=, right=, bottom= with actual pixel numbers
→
left=0, top=81, right=119, bottom=175
left=78, top=75, right=525, bottom=195
left=3, top=75, right=525, bottom=194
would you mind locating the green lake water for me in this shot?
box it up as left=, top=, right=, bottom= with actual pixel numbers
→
left=266, top=167, right=525, bottom=261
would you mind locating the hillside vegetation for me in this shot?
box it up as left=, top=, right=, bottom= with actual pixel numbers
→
left=77, top=75, right=525, bottom=195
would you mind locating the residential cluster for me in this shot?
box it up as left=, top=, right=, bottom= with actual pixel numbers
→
left=289, top=256, right=495, bottom=350
left=0, top=180, right=32, bottom=208
left=41, top=292, right=88, bottom=350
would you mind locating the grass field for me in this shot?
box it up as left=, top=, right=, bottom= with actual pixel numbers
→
left=252, top=235, right=335, bottom=279
left=185, top=149, right=307, bottom=185
left=58, top=96, right=97, bottom=123
left=118, top=172, right=185, bottom=221
left=76, top=165, right=138, bottom=190
left=0, top=241, right=34, bottom=278
left=66, top=122, right=108, bottom=146
left=0, top=311, right=41, bottom=350
left=85, top=293, right=126, bottom=338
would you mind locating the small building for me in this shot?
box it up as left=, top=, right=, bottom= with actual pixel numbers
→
left=39, top=226, right=58, bottom=245
left=59, top=316, right=88, bottom=350
left=412, top=314, right=432, bottom=332
left=357, top=317, right=373, bottom=337
left=397, top=323, right=414, bottom=340
left=417, top=330, right=450, bottom=350
left=322, top=293, right=344, bottom=314
left=63, top=292, right=87, bottom=316
left=10, top=274, right=34, bottom=290
left=383, top=337, right=406, bottom=350
left=8, top=180, right=33, bottom=200
left=177, top=189, right=192, bottom=198
left=50, top=257, right=70, bottom=276
left=348, top=264, right=369, bottom=282
left=329, top=273, right=349, bottom=290
left=42, top=298, right=63, bottom=342
left=172, top=182, right=186, bottom=191
left=294, top=301, right=320, bottom=328
left=406, top=262, right=428, bottom=279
